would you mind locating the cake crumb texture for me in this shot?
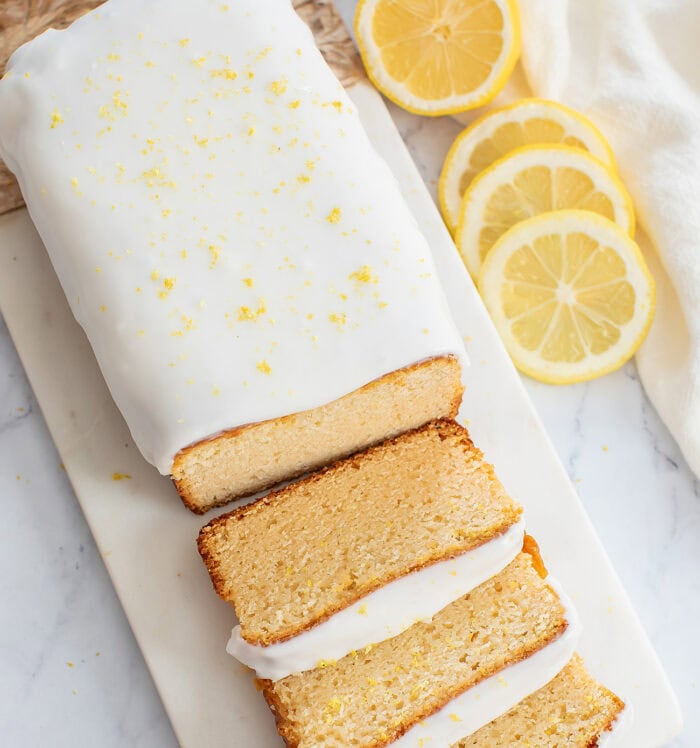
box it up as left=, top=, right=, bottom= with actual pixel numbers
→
left=198, top=413, right=520, bottom=644
left=259, top=552, right=567, bottom=748
left=459, top=654, right=625, bottom=747
left=177, top=355, right=463, bottom=513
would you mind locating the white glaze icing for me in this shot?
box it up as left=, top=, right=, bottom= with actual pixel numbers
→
left=228, top=520, right=525, bottom=681
left=392, top=579, right=581, bottom=747
left=0, top=0, right=465, bottom=474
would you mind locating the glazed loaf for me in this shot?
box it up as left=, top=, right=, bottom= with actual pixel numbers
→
left=0, top=0, right=466, bottom=511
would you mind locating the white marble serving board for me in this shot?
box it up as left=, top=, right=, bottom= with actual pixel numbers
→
left=0, top=76, right=682, bottom=746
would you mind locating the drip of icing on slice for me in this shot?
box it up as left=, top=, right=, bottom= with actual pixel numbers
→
left=227, top=521, right=525, bottom=681
left=0, top=0, right=466, bottom=474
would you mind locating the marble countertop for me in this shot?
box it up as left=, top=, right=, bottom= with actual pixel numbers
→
left=2, top=3, right=699, bottom=746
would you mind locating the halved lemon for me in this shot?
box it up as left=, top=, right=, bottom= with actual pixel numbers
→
left=354, top=0, right=521, bottom=116
left=479, top=210, right=655, bottom=384
left=439, top=99, right=616, bottom=233
left=456, top=144, right=635, bottom=278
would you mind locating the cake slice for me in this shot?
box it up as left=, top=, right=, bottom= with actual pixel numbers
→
left=0, top=0, right=466, bottom=513
left=459, top=654, right=626, bottom=747
left=174, top=357, right=463, bottom=512
left=198, top=419, right=523, bottom=673
left=259, top=549, right=576, bottom=748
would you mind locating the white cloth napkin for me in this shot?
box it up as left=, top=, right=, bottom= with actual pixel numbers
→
left=471, top=0, right=700, bottom=476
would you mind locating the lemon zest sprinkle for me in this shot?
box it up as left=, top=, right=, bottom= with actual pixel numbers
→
left=326, top=207, right=341, bottom=224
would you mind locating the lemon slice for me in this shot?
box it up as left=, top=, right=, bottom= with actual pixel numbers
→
left=439, top=99, right=616, bottom=233
left=354, top=0, right=521, bottom=116
left=456, top=144, right=635, bottom=278
left=479, top=211, right=655, bottom=384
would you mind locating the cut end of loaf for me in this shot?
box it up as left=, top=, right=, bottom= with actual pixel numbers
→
left=198, top=417, right=522, bottom=645
left=175, top=355, right=463, bottom=513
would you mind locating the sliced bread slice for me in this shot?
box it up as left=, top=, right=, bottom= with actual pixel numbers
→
left=198, top=418, right=522, bottom=646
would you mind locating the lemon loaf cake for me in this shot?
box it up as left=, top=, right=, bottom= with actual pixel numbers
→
left=198, top=419, right=523, bottom=677
left=459, top=654, right=626, bottom=747
left=259, top=549, right=579, bottom=748
left=0, top=0, right=465, bottom=512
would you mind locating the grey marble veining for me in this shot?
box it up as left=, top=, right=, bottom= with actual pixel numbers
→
left=1, top=1, right=699, bottom=744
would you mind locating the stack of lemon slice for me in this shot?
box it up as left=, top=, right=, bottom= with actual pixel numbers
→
left=440, top=100, right=655, bottom=384
left=354, top=0, right=655, bottom=385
